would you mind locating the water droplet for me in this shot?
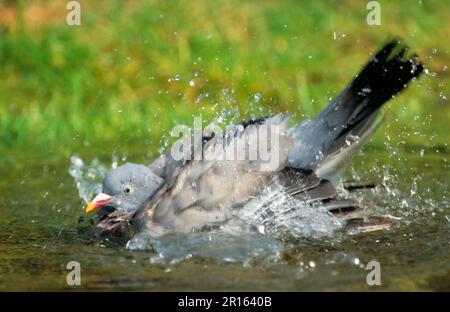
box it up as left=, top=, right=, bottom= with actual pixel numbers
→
left=257, top=225, right=266, bottom=235
left=254, top=92, right=263, bottom=102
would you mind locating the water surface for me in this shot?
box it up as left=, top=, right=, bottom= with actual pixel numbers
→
left=0, top=145, right=449, bottom=291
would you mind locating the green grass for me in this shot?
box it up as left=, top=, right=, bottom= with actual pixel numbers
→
left=0, top=0, right=448, bottom=156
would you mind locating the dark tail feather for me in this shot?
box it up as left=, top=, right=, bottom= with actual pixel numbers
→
left=317, top=39, right=423, bottom=146
left=288, top=39, right=424, bottom=170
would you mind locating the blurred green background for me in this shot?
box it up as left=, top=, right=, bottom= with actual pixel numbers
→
left=0, top=0, right=448, bottom=158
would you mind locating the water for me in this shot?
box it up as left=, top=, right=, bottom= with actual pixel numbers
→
left=0, top=146, right=449, bottom=291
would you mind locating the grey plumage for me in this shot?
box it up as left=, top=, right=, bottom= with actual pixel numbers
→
left=98, top=164, right=162, bottom=213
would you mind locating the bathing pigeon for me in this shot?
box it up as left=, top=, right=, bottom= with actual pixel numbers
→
left=85, top=39, right=423, bottom=238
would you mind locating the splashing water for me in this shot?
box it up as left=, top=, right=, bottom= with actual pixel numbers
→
left=222, top=186, right=343, bottom=239
left=127, top=231, right=282, bottom=265
left=69, top=155, right=109, bottom=204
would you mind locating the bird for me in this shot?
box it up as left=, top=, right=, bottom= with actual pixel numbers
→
left=84, top=39, right=423, bottom=239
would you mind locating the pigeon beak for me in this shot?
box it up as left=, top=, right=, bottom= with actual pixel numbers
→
left=85, top=193, right=115, bottom=213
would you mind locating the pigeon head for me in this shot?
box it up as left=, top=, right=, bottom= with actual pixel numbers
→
left=85, top=163, right=163, bottom=215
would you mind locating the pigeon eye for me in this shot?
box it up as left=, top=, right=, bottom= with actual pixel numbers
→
left=123, top=186, right=134, bottom=195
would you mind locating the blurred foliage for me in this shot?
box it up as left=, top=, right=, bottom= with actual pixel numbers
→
left=0, top=0, right=448, bottom=157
